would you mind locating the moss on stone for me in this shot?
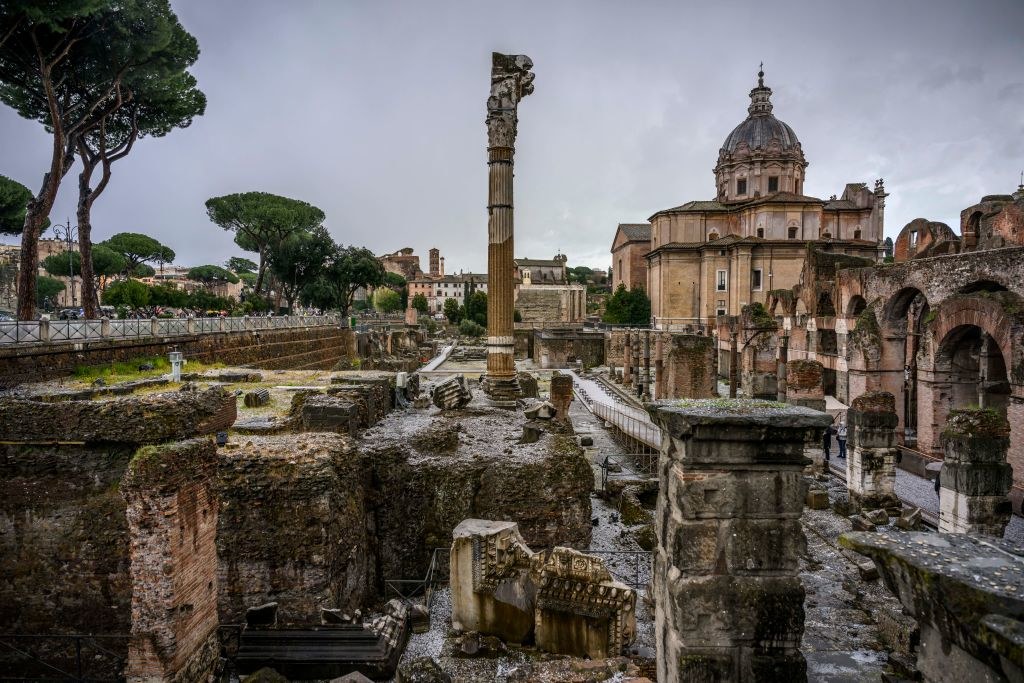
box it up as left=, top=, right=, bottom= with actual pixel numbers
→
left=849, top=307, right=882, bottom=351
left=941, top=408, right=1010, bottom=440
left=742, top=302, right=778, bottom=330
left=673, top=398, right=789, bottom=413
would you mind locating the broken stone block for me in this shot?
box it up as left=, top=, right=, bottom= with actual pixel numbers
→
left=517, top=371, right=539, bottom=398
left=847, top=391, right=900, bottom=511
left=430, top=376, right=472, bottom=410
left=301, top=394, right=360, bottom=434
left=895, top=507, right=923, bottom=531
left=840, top=531, right=1024, bottom=683
left=449, top=519, right=635, bottom=658
left=396, top=657, right=451, bottom=683
left=856, top=559, right=879, bottom=581
left=806, top=487, right=829, bottom=510
left=832, top=494, right=853, bottom=517
left=320, top=607, right=348, bottom=624
left=850, top=514, right=876, bottom=532
left=243, top=388, right=271, bottom=408
left=243, top=668, right=288, bottom=683
left=410, top=603, right=430, bottom=634
left=578, top=435, right=594, bottom=447
left=549, top=373, right=574, bottom=423
left=246, top=602, right=278, bottom=627
left=865, top=508, right=889, bottom=525
left=938, top=409, right=1013, bottom=537
left=331, top=672, right=374, bottom=683
left=524, top=401, right=556, bottom=420
left=618, top=486, right=653, bottom=526
left=519, top=422, right=543, bottom=444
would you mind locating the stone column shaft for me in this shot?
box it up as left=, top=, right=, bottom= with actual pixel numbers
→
left=938, top=409, right=1013, bottom=536
left=485, top=148, right=517, bottom=383
left=847, top=391, right=900, bottom=511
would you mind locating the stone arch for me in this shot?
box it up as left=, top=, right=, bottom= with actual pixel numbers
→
left=815, top=291, right=836, bottom=317
left=958, top=279, right=1009, bottom=294
left=847, top=295, right=867, bottom=317
left=882, top=287, right=929, bottom=328
left=931, top=296, right=1016, bottom=376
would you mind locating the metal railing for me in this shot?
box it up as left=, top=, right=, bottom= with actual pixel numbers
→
left=587, top=550, right=653, bottom=590
left=0, top=315, right=341, bottom=346
left=0, top=633, right=128, bottom=682
left=383, top=547, right=451, bottom=610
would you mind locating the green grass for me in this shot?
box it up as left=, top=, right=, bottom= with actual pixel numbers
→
left=72, top=356, right=222, bottom=383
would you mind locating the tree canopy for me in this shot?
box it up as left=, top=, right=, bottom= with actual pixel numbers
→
left=205, top=192, right=325, bottom=295
left=411, top=293, right=429, bottom=314
left=1, top=0, right=198, bottom=318
left=318, top=245, right=385, bottom=316
left=188, top=264, right=240, bottom=285
left=41, top=245, right=125, bottom=278
left=0, top=175, right=47, bottom=235
left=226, top=256, right=258, bottom=274
left=603, top=284, right=651, bottom=325
left=372, top=287, right=401, bottom=313
left=36, top=275, right=65, bottom=308
left=443, top=297, right=462, bottom=324
left=267, top=226, right=334, bottom=312
left=100, top=232, right=174, bottom=275
left=102, top=278, right=150, bottom=309
left=465, top=290, right=487, bottom=326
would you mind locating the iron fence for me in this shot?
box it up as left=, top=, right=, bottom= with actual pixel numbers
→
left=383, top=547, right=451, bottom=610
left=586, top=550, right=653, bottom=590
left=0, top=633, right=128, bottom=682
left=0, top=315, right=341, bottom=346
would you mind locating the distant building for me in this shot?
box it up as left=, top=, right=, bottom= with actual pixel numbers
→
left=610, top=223, right=650, bottom=291
left=379, top=247, right=423, bottom=281
left=629, top=69, right=886, bottom=328
left=409, top=272, right=488, bottom=313
left=514, top=254, right=567, bottom=284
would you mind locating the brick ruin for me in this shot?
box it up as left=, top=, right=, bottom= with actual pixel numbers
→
left=604, top=328, right=717, bottom=400
left=0, top=368, right=594, bottom=680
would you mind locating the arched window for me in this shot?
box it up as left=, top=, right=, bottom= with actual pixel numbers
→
left=854, top=229, right=862, bottom=239
left=788, top=227, right=798, bottom=239
left=756, top=228, right=764, bottom=238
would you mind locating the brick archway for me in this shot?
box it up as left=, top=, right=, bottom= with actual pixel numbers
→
left=932, top=296, right=1016, bottom=373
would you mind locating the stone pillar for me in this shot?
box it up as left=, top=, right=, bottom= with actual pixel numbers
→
left=122, top=438, right=221, bottom=683
left=549, top=373, right=573, bottom=423
left=777, top=333, right=789, bottom=402
left=483, top=52, right=535, bottom=402
left=632, top=330, right=642, bottom=395
left=728, top=331, right=739, bottom=398
left=847, top=391, right=900, bottom=511
left=786, top=359, right=827, bottom=475
left=623, top=330, right=633, bottom=386
left=642, top=331, right=652, bottom=400
left=654, top=333, right=665, bottom=400
left=938, top=409, right=1013, bottom=536
left=649, top=400, right=831, bottom=682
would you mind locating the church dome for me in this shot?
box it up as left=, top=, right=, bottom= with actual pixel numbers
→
left=719, top=69, right=801, bottom=155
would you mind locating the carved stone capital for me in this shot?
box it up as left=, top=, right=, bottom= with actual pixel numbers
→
left=486, top=52, right=535, bottom=149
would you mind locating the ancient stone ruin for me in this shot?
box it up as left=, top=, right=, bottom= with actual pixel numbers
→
left=449, top=519, right=636, bottom=659
left=938, top=408, right=1013, bottom=536
left=846, top=390, right=900, bottom=512
left=648, top=399, right=831, bottom=682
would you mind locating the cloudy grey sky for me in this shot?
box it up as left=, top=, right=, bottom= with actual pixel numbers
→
left=2, top=0, right=1022, bottom=273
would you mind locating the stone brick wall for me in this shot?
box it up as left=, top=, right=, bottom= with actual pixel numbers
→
left=215, top=433, right=373, bottom=624
left=122, top=439, right=220, bottom=682
left=0, top=443, right=132, bottom=641
left=0, top=325, right=353, bottom=385
left=665, top=334, right=716, bottom=398
left=532, top=330, right=605, bottom=369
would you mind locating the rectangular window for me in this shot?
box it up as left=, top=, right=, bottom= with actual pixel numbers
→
left=752, top=269, right=763, bottom=290
left=716, top=270, right=727, bottom=291
left=716, top=300, right=727, bottom=316
left=768, top=176, right=779, bottom=192
left=909, top=231, right=918, bottom=248
left=736, top=178, right=747, bottom=195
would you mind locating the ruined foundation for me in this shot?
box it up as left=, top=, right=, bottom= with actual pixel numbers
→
left=938, top=408, right=1013, bottom=536
left=664, top=334, right=717, bottom=399
left=786, top=359, right=827, bottom=475
left=648, top=399, right=831, bottom=683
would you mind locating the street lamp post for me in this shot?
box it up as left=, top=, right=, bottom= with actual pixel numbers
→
left=52, top=220, right=78, bottom=309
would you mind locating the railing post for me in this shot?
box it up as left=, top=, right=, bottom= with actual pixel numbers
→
left=100, top=316, right=111, bottom=338
left=243, top=315, right=252, bottom=331
left=150, top=316, right=159, bottom=337
left=38, top=319, right=49, bottom=342
left=187, top=316, right=196, bottom=334
left=218, top=317, right=225, bottom=332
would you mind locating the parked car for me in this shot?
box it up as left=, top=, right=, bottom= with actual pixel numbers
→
left=58, top=308, right=81, bottom=320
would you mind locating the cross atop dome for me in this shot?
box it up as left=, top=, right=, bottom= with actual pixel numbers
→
left=748, top=65, right=773, bottom=117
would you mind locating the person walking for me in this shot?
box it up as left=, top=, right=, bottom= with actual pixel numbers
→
left=836, top=418, right=848, bottom=459
left=822, top=421, right=833, bottom=462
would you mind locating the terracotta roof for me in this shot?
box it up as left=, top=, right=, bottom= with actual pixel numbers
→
left=514, top=258, right=564, bottom=267
left=823, top=199, right=858, bottom=210
left=617, top=223, right=651, bottom=241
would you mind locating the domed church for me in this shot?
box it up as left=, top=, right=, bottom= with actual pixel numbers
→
left=632, top=68, right=888, bottom=328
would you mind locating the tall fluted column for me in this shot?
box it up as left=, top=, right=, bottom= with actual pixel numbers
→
left=483, top=53, right=535, bottom=402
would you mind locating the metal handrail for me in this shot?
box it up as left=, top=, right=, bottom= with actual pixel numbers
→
left=0, top=315, right=342, bottom=346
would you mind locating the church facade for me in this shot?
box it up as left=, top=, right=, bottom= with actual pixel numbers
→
left=641, top=70, right=888, bottom=328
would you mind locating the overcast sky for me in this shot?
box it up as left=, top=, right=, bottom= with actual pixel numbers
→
left=2, top=0, right=1022, bottom=273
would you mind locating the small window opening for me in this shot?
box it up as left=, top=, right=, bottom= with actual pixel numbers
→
left=737, top=178, right=747, bottom=195
left=768, top=176, right=779, bottom=192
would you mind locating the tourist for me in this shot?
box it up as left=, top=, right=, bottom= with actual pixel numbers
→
left=836, top=418, right=848, bottom=459
left=822, top=421, right=832, bottom=462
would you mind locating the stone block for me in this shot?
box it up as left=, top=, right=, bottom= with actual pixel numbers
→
left=243, top=388, right=271, bottom=407
left=850, top=514, right=876, bottom=531
left=806, top=487, right=829, bottom=510
left=865, top=508, right=889, bottom=525
left=431, top=376, right=473, bottom=410
left=301, top=394, right=360, bottom=434
left=895, top=507, right=922, bottom=530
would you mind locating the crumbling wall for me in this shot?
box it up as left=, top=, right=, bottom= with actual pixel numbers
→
left=365, top=412, right=593, bottom=581
left=215, top=433, right=374, bottom=624
left=122, top=438, right=221, bottom=683
left=665, top=334, right=716, bottom=398
left=0, top=443, right=132, bottom=637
